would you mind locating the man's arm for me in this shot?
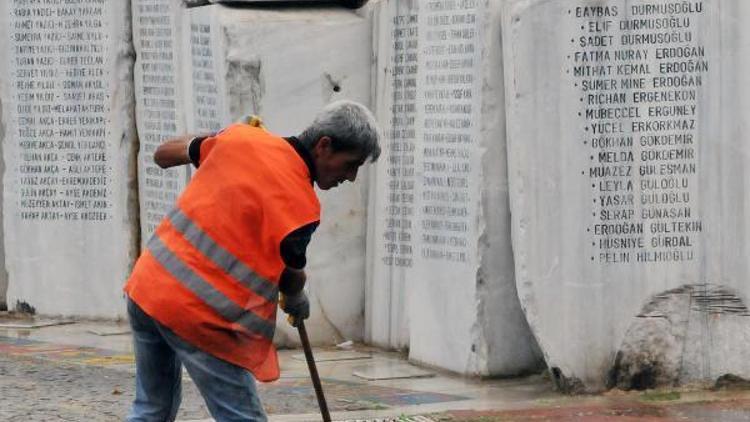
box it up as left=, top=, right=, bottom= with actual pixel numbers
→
left=279, top=267, right=306, bottom=296
left=278, top=267, right=308, bottom=327
left=278, top=222, right=318, bottom=295
left=278, top=222, right=318, bottom=326
left=154, top=134, right=208, bottom=168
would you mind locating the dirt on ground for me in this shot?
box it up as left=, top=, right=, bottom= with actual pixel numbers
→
left=433, top=388, right=750, bottom=422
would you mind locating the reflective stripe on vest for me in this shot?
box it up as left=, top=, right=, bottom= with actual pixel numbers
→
left=165, top=207, right=278, bottom=302
left=147, top=233, right=275, bottom=340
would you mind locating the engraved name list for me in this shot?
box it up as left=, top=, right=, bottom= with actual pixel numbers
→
left=9, top=0, right=112, bottom=222
left=569, top=2, right=706, bottom=264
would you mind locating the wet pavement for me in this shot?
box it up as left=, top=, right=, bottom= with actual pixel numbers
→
left=432, top=390, right=750, bottom=422
left=1, top=316, right=749, bottom=421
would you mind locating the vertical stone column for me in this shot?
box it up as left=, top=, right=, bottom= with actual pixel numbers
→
left=0, top=65, right=6, bottom=311
left=504, top=0, right=750, bottom=391
left=367, top=0, right=542, bottom=376
left=182, top=6, right=228, bottom=134
left=133, top=0, right=189, bottom=244
left=0, top=1, right=138, bottom=317
left=366, top=1, right=419, bottom=350
left=182, top=4, right=372, bottom=345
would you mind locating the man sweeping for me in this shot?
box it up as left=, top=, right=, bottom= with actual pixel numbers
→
left=123, top=100, right=380, bottom=421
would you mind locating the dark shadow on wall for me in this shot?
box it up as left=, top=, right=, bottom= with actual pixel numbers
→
left=0, top=100, right=8, bottom=311
left=184, top=1, right=369, bottom=10
left=608, top=284, right=750, bottom=390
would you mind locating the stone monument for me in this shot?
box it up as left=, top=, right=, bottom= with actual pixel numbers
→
left=177, top=3, right=374, bottom=345
left=0, top=1, right=138, bottom=317
left=503, top=0, right=750, bottom=391
left=133, top=0, right=190, bottom=244
left=366, top=0, right=543, bottom=376
left=186, top=0, right=370, bottom=8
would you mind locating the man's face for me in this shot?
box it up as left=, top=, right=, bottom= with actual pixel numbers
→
left=312, top=137, right=366, bottom=190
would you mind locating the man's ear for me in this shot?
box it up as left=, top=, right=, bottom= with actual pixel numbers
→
left=313, top=136, right=332, bottom=157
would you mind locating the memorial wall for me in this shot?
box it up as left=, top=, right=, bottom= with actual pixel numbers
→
left=367, top=0, right=542, bottom=375
left=504, top=0, right=750, bottom=390
left=0, top=0, right=138, bottom=317
left=2, top=0, right=749, bottom=386
left=133, top=0, right=189, bottom=244
left=179, top=4, right=374, bottom=345
left=0, top=0, right=375, bottom=337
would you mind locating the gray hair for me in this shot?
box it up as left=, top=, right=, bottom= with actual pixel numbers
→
left=298, top=100, right=381, bottom=162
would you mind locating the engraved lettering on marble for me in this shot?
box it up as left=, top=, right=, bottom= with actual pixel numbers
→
left=569, top=2, right=706, bottom=264
left=419, top=0, right=479, bottom=264
left=9, top=0, right=112, bottom=222
left=382, top=12, right=418, bottom=268
left=134, top=0, right=184, bottom=239
left=190, top=19, right=223, bottom=132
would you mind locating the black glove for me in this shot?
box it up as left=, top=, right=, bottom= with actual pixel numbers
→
left=281, top=291, right=310, bottom=327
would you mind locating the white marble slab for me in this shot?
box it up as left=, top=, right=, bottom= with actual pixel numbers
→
left=182, top=5, right=373, bottom=346
left=366, top=0, right=542, bottom=376
left=504, top=0, right=750, bottom=391
left=0, top=1, right=138, bottom=318
left=0, top=320, right=74, bottom=329
left=291, top=351, right=372, bottom=362
left=133, top=0, right=190, bottom=244
left=352, top=362, right=435, bottom=380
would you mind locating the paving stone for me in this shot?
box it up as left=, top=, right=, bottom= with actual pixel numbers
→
left=291, top=351, right=372, bottom=362
left=352, top=362, right=434, bottom=380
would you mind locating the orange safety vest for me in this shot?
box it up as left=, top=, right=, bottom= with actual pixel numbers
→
left=125, top=125, right=320, bottom=381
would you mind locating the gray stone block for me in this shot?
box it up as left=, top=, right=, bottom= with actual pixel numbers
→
left=365, top=0, right=543, bottom=376
left=133, top=0, right=191, bottom=244
left=182, top=4, right=373, bottom=345
left=0, top=2, right=139, bottom=317
left=611, top=284, right=750, bottom=389
left=503, top=0, right=750, bottom=390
